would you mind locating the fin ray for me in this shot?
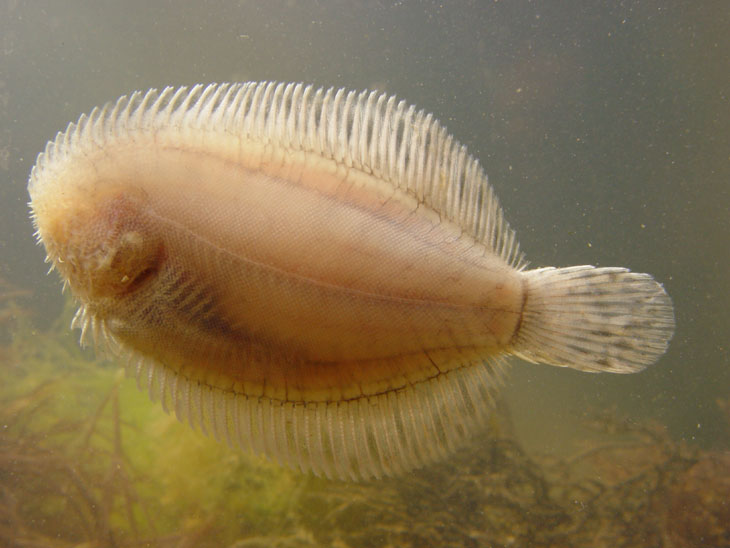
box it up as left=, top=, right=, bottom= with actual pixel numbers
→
left=514, top=266, right=675, bottom=373
left=30, top=82, right=525, bottom=268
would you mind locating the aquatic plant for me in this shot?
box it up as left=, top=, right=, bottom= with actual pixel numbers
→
left=0, top=297, right=310, bottom=547
left=0, top=276, right=33, bottom=348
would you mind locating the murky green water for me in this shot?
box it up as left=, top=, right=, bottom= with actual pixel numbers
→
left=1, top=2, right=727, bottom=546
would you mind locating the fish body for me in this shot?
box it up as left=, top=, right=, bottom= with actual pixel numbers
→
left=29, top=83, right=674, bottom=480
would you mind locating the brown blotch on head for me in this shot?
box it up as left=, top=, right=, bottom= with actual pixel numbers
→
left=47, top=188, right=165, bottom=301
left=91, top=227, right=165, bottom=298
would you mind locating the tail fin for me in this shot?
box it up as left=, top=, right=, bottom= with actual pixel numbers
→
left=512, top=266, right=674, bottom=373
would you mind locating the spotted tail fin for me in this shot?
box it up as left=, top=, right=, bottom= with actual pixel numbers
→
left=512, top=266, right=674, bottom=373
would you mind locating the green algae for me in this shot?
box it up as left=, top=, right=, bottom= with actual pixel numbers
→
left=1, top=296, right=311, bottom=547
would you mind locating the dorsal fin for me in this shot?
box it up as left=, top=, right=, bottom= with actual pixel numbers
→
left=32, top=82, right=525, bottom=268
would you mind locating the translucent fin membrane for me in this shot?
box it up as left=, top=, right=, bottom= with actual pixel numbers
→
left=71, top=305, right=119, bottom=358
left=29, top=82, right=525, bottom=269
left=126, top=355, right=505, bottom=481
left=514, top=266, right=675, bottom=373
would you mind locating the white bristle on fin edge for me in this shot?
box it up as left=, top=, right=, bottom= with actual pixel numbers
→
left=30, top=82, right=528, bottom=270
left=110, top=348, right=506, bottom=481
left=513, top=266, right=675, bottom=373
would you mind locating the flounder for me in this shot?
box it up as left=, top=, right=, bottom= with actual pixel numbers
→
left=28, top=82, right=674, bottom=480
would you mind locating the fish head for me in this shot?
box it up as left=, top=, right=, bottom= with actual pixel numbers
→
left=31, top=182, right=164, bottom=305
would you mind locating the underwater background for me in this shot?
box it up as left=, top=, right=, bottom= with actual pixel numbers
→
left=1, top=1, right=728, bottom=546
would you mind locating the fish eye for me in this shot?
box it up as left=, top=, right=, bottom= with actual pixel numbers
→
left=101, top=230, right=164, bottom=296
left=123, top=264, right=159, bottom=291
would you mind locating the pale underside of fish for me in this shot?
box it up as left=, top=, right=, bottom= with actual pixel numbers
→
left=28, top=82, right=675, bottom=481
